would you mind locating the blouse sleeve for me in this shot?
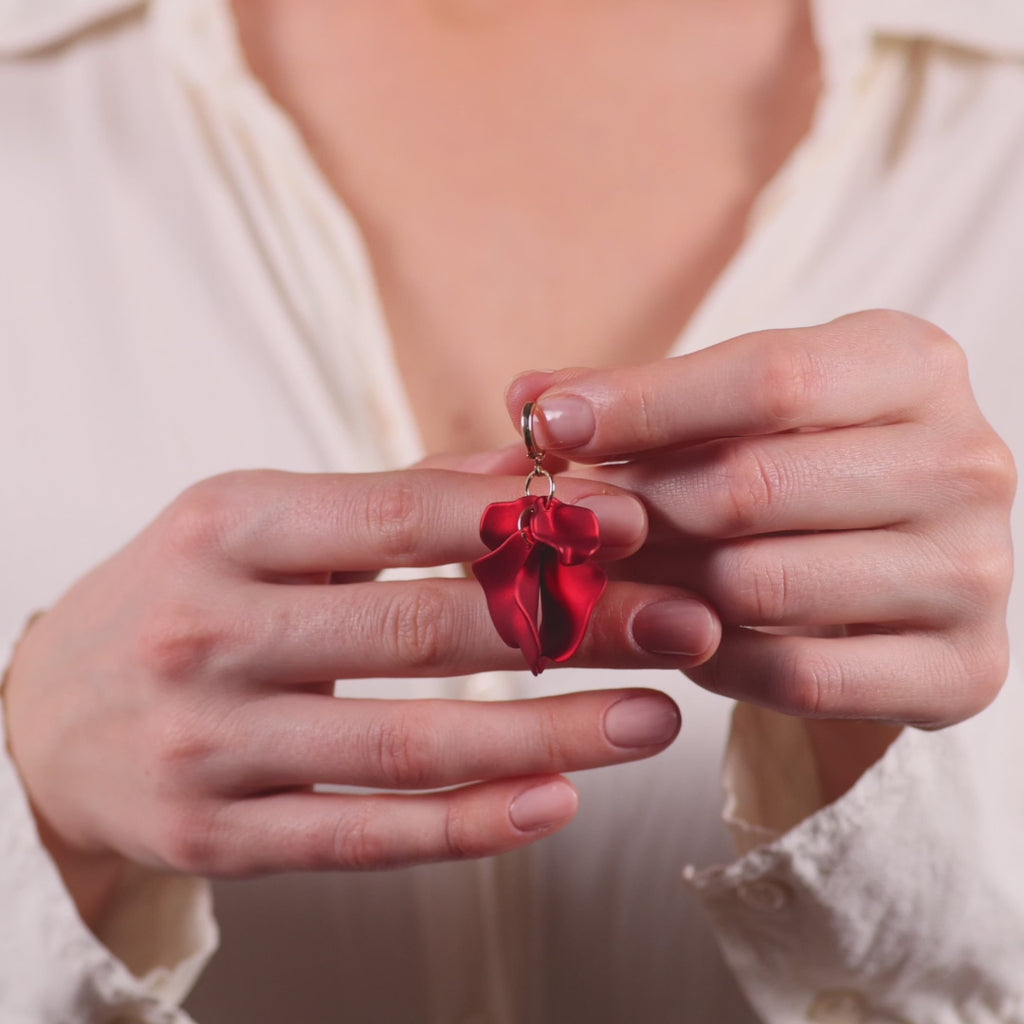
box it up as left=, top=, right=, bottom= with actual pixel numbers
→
left=685, top=658, right=1024, bottom=1024
left=0, top=627, right=218, bottom=1024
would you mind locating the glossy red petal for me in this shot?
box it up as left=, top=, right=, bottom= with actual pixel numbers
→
left=471, top=532, right=543, bottom=672
left=539, top=557, right=608, bottom=663
left=473, top=494, right=606, bottom=675
left=531, top=499, right=602, bottom=564
left=479, top=496, right=539, bottom=550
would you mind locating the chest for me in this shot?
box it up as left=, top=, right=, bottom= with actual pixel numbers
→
left=233, top=0, right=820, bottom=451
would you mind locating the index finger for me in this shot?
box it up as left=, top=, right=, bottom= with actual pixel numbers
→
left=161, top=468, right=648, bottom=575
left=505, top=311, right=962, bottom=462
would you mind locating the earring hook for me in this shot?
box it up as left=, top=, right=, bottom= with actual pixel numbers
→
left=521, top=402, right=545, bottom=463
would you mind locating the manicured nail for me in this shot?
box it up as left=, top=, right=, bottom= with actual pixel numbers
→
left=509, top=780, right=579, bottom=832
left=632, top=599, right=715, bottom=657
left=603, top=694, right=681, bottom=748
left=574, top=494, right=646, bottom=548
left=535, top=396, right=595, bottom=450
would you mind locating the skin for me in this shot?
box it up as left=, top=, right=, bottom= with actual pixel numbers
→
left=2, top=0, right=1016, bottom=939
left=4, top=465, right=719, bottom=927
left=231, top=0, right=821, bottom=449
left=506, top=311, right=1015, bottom=791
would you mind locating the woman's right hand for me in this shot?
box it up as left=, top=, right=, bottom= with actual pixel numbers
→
left=2, top=468, right=719, bottom=925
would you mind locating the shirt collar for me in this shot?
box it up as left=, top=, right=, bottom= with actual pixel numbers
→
left=862, top=0, right=1024, bottom=60
left=2, top=0, right=1023, bottom=59
left=0, top=0, right=143, bottom=55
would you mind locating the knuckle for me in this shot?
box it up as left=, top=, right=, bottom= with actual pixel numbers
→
left=362, top=477, right=430, bottom=564
left=380, top=583, right=453, bottom=672
left=977, top=633, right=1011, bottom=707
left=861, top=309, right=969, bottom=397
left=717, top=443, right=789, bottom=535
left=779, top=645, right=847, bottom=717
left=146, top=706, right=216, bottom=778
left=985, top=541, right=1016, bottom=605
left=863, top=307, right=936, bottom=340
left=954, top=540, right=1015, bottom=615
left=631, top=377, right=660, bottom=449
left=442, top=800, right=478, bottom=861
left=156, top=803, right=221, bottom=875
left=731, top=545, right=794, bottom=623
left=332, top=807, right=394, bottom=870
left=161, top=474, right=247, bottom=558
left=369, top=708, right=440, bottom=789
left=535, top=704, right=575, bottom=767
left=914, top=319, right=969, bottom=390
left=840, top=310, right=967, bottom=398
left=860, top=308, right=951, bottom=348
left=135, top=603, right=224, bottom=682
left=952, top=628, right=1011, bottom=721
left=954, top=431, right=1018, bottom=507
left=924, top=525, right=1014, bottom=625
left=756, top=340, right=827, bottom=427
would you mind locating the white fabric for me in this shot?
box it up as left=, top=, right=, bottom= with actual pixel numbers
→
left=1, top=0, right=1023, bottom=1021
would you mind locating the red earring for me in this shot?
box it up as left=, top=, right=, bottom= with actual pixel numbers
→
left=472, top=403, right=607, bottom=675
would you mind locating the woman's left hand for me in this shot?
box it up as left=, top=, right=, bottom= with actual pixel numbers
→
left=506, top=311, right=1016, bottom=737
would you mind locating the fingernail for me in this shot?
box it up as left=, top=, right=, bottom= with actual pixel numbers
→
left=603, top=694, right=681, bottom=748
left=632, top=599, right=715, bottom=657
left=509, top=780, right=579, bottom=832
left=574, top=494, right=646, bottom=548
left=535, top=396, right=595, bottom=450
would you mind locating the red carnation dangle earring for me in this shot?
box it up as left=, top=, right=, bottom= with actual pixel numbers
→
left=472, top=403, right=608, bottom=675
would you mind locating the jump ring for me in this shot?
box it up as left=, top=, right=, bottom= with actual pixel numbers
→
left=524, top=465, right=556, bottom=501
left=517, top=503, right=535, bottom=534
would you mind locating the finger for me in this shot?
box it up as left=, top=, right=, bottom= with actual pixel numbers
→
left=211, top=688, right=682, bottom=793
left=687, top=625, right=1007, bottom=726
left=166, top=468, right=646, bottom=574
left=413, top=443, right=572, bottom=477
left=181, top=776, right=582, bottom=876
left=597, top=424, right=945, bottom=540
left=504, top=311, right=967, bottom=461
left=209, top=579, right=720, bottom=682
left=627, top=530, right=976, bottom=629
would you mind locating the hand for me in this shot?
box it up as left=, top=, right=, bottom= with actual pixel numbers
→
left=3, top=467, right=720, bottom=925
left=507, top=311, right=1015, bottom=776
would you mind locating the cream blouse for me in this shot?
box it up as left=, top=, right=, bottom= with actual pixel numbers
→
left=1, top=1, right=1024, bottom=1022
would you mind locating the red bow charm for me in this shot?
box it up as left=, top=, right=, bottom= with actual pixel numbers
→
left=472, top=495, right=607, bottom=675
